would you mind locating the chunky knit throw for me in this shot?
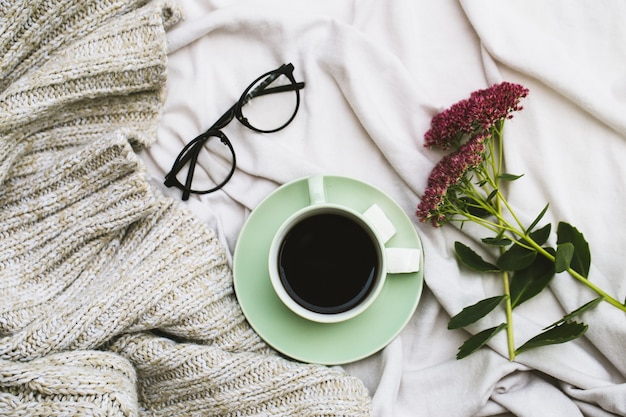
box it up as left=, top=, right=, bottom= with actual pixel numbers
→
left=0, top=1, right=372, bottom=415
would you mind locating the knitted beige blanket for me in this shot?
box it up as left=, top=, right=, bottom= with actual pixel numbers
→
left=0, top=1, right=371, bottom=415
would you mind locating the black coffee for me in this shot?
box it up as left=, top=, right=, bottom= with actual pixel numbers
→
left=277, top=213, right=379, bottom=314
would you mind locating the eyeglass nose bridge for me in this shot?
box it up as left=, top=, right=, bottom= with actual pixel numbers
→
left=212, top=104, right=238, bottom=131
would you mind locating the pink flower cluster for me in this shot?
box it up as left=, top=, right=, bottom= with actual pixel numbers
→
left=424, top=82, right=529, bottom=150
left=417, top=82, right=529, bottom=226
left=417, top=135, right=488, bottom=226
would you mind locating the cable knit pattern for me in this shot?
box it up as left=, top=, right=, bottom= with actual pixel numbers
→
left=0, top=351, right=138, bottom=416
left=111, top=333, right=372, bottom=416
left=0, top=1, right=372, bottom=415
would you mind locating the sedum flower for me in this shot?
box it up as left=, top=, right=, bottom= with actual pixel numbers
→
left=424, top=82, right=529, bottom=150
left=417, top=134, right=487, bottom=226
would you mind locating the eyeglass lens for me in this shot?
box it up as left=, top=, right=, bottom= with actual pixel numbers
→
left=239, top=67, right=301, bottom=132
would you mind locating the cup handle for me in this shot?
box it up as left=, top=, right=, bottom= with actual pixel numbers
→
left=386, top=247, right=421, bottom=273
left=363, top=204, right=421, bottom=274
left=308, top=175, right=326, bottom=205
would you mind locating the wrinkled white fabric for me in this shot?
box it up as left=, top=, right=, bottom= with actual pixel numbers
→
left=140, top=0, right=626, bottom=415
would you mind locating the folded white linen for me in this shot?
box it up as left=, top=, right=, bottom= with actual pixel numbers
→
left=141, top=0, right=626, bottom=415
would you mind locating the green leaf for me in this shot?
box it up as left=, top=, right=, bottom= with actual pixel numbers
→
left=457, top=323, right=507, bottom=359
left=455, top=242, right=499, bottom=272
left=486, top=189, right=498, bottom=202
left=515, top=322, right=588, bottom=355
left=528, top=223, right=551, bottom=246
left=543, top=297, right=603, bottom=330
left=467, top=205, right=492, bottom=218
left=482, top=229, right=512, bottom=247
left=555, top=243, right=575, bottom=273
left=527, top=203, right=549, bottom=235
left=459, top=197, right=492, bottom=218
left=498, top=173, right=524, bottom=181
left=482, top=236, right=513, bottom=246
left=557, top=222, right=591, bottom=277
left=448, top=296, right=506, bottom=329
left=497, top=244, right=537, bottom=271
left=510, top=252, right=555, bottom=308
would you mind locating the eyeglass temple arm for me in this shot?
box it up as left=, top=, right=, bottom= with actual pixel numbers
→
left=163, top=133, right=205, bottom=200
left=181, top=148, right=198, bottom=201
left=242, top=62, right=305, bottom=104
left=253, top=82, right=305, bottom=98
left=240, top=81, right=305, bottom=108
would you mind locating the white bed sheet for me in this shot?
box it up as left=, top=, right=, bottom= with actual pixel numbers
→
left=140, top=1, right=626, bottom=415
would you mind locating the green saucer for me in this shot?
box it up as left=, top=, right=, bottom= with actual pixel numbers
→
left=233, top=175, right=424, bottom=365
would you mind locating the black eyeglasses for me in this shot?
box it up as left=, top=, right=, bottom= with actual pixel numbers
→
left=164, top=63, right=305, bottom=200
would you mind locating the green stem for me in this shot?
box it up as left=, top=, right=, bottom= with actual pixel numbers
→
left=501, top=271, right=516, bottom=361
left=458, top=210, right=518, bottom=360
left=566, top=270, right=626, bottom=312
left=496, top=190, right=527, bottom=233
left=458, top=211, right=510, bottom=234
left=491, top=139, right=517, bottom=361
left=499, top=246, right=516, bottom=361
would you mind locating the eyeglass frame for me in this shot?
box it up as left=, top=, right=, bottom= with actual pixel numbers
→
left=164, top=63, right=305, bottom=200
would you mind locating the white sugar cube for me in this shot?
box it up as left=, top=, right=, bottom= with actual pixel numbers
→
left=363, top=204, right=396, bottom=243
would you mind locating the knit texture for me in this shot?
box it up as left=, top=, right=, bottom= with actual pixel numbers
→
left=0, top=1, right=372, bottom=416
